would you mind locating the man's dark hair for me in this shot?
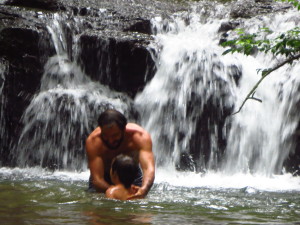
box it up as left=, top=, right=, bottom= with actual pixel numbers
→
left=97, top=109, right=127, bottom=130
left=111, top=154, right=139, bottom=188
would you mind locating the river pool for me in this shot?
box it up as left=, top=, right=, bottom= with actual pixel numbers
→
left=0, top=167, right=299, bottom=225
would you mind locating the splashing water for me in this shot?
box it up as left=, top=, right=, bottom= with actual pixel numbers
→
left=14, top=55, right=133, bottom=170
left=136, top=6, right=300, bottom=181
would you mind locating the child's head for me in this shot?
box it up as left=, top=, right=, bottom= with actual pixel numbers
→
left=110, top=154, right=139, bottom=188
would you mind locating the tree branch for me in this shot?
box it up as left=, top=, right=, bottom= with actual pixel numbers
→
left=232, top=53, right=300, bottom=115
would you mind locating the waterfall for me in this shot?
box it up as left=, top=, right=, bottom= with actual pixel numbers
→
left=222, top=9, right=300, bottom=176
left=46, top=14, right=69, bottom=57
left=13, top=13, right=135, bottom=170
left=135, top=6, right=300, bottom=176
left=0, top=59, right=8, bottom=166
left=135, top=6, right=238, bottom=171
left=5, top=2, right=300, bottom=176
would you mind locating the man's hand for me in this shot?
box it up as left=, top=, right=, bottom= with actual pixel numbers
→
left=127, top=185, right=147, bottom=200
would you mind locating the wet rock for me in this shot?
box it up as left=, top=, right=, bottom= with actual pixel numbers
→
left=230, top=0, right=293, bottom=18
left=218, top=21, right=240, bottom=45
left=0, top=27, right=55, bottom=166
left=218, top=21, right=240, bottom=33
left=78, top=31, right=156, bottom=97
left=5, top=0, right=62, bottom=11
left=188, top=96, right=233, bottom=172
left=227, top=64, right=242, bottom=86
left=176, top=152, right=196, bottom=172
left=283, top=116, right=300, bottom=176
left=124, top=19, right=152, bottom=34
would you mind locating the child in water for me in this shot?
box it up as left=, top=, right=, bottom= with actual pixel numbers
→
left=105, top=154, right=139, bottom=200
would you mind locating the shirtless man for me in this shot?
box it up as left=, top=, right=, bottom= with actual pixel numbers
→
left=86, top=109, right=155, bottom=199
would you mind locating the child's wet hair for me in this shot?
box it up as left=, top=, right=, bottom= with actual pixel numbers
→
left=111, top=154, right=139, bottom=188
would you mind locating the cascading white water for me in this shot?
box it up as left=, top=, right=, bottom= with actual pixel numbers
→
left=135, top=4, right=238, bottom=171
left=45, top=13, right=86, bottom=60
left=14, top=14, right=134, bottom=170
left=0, top=59, right=7, bottom=159
left=46, top=14, right=69, bottom=57
left=222, top=9, right=300, bottom=176
left=135, top=5, right=300, bottom=177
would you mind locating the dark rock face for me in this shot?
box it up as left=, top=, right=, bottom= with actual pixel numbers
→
left=79, top=33, right=156, bottom=97
left=282, top=96, right=300, bottom=176
left=5, top=0, right=62, bottom=11
left=0, top=25, right=55, bottom=166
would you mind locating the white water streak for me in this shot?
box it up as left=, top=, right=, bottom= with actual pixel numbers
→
left=46, top=14, right=68, bottom=56
left=0, top=59, right=7, bottom=157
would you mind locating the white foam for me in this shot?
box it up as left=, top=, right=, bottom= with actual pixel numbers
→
left=1, top=167, right=299, bottom=193
left=0, top=167, right=90, bottom=181
left=154, top=168, right=300, bottom=192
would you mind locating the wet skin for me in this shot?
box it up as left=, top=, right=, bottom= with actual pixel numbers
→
left=86, top=122, right=155, bottom=199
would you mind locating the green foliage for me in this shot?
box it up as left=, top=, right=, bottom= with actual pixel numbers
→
left=221, top=27, right=300, bottom=59
left=221, top=0, right=300, bottom=114
left=222, top=0, right=300, bottom=60
left=278, top=0, right=300, bottom=10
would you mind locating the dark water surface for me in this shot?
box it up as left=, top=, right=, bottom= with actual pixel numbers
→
left=1, top=168, right=300, bottom=225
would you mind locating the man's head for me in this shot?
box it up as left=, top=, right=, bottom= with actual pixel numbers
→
left=110, top=154, right=139, bottom=188
left=98, top=109, right=127, bottom=150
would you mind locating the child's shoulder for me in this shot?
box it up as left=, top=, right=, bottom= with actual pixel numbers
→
left=105, top=185, right=119, bottom=198
left=105, top=185, right=128, bottom=200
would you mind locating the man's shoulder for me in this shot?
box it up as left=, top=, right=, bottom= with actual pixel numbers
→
left=86, top=127, right=105, bottom=154
left=127, top=123, right=149, bottom=136
left=127, top=123, right=143, bottom=130
left=126, top=123, right=151, bottom=146
left=86, top=127, right=101, bottom=142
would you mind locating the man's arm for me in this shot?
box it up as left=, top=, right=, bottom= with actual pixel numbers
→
left=139, top=147, right=155, bottom=195
left=86, top=136, right=110, bottom=193
left=129, top=132, right=155, bottom=199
